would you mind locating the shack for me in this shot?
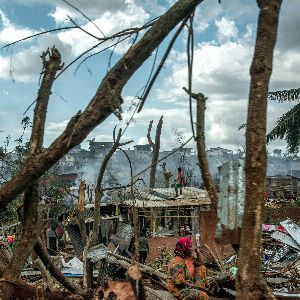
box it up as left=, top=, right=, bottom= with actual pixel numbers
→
left=266, top=175, right=300, bottom=199
left=116, top=187, right=212, bottom=264
left=121, top=187, right=211, bottom=236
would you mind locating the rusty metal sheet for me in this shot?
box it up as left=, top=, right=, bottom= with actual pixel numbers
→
left=217, top=159, right=245, bottom=244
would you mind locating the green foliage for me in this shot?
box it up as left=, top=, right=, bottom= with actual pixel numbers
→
left=0, top=198, right=20, bottom=226
left=293, top=197, right=300, bottom=207
left=267, top=102, right=300, bottom=153
left=267, top=87, right=300, bottom=154
left=268, top=88, right=300, bottom=102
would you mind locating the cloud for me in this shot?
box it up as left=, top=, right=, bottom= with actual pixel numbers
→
left=57, top=5, right=149, bottom=57
left=150, top=16, right=300, bottom=150
left=215, top=17, right=238, bottom=42
left=49, top=0, right=135, bottom=25
left=0, top=9, right=38, bottom=44
left=45, top=120, right=69, bottom=138
left=276, top=0, right=300, bottom=51
left=0, top=1, right=150, bottom=82
left=0, top=46, right=43, bottom=82
left=157, top=40, right=252, bottom=105
left=194, top=0, right=257, bottom=33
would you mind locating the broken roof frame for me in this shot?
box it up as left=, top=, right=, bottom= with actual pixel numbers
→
left=122, top=187, right=211, bottom=208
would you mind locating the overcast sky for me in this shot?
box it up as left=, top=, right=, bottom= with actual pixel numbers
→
left=0, top=0, right=299, bottom=152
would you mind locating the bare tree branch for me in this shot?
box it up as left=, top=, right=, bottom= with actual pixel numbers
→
left=92, top=128, right=133, bottom=245
left=61, top=0, right=105, bottom=38
left=137, top=18, right=188, bottom=112
left=34, top=237, right=86, bottom=296
left=0, top=0, right=204, bottom=211
left=1, top=27, right=77, bottom=50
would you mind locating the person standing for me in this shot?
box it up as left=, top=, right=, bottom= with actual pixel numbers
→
left=175, top=167, right=185, bottom=197
left=138, top=228, right=149, bottom=264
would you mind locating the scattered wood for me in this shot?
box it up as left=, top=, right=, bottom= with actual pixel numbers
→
left=108, top=251, right=167, bottom=283
left=127, top=265, right=146, bottom=300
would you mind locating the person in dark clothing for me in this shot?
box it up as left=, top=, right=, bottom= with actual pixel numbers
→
left=138, top=233, right=149, bottom=264
left=130, top=228, right=149, bottom=264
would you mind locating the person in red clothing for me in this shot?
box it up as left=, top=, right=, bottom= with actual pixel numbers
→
left=167, top=237, right=209, bottom=300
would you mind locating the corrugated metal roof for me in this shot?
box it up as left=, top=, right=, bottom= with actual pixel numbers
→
left=271, top=231, right=300, bottom=251
left=65, top=223, right=84, bottom=256
left=123, top=198, right=210, bottom=208
left=280, top=219, right=300, bottom=247
left=122, top=187, right=210, bottom=208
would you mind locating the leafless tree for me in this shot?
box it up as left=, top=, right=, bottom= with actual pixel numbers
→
left=147, top=116, right=163, bottom=188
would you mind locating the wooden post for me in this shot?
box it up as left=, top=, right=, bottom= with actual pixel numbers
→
left=150, top=208, right=157, bottom=236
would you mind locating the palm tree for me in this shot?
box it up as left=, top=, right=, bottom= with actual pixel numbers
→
left=267, top=88, right=300, bottom=153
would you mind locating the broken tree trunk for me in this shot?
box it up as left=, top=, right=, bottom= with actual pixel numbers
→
left=77, top=180, right=87, bottom=247
left=236, top=1, right=282, bottom=299
left=183, top=87, right=218, bottom=210
left=0, top=47, right=62, bottom=300
left=148, top=116, right=163, bottom=189
left=183, top=87, right=218, bottom=250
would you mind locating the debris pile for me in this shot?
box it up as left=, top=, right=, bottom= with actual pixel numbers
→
left=261, top=219, right=300, bottom=297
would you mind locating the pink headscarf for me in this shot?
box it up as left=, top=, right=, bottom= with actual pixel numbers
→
left=174, top=237, right=192, bottom=258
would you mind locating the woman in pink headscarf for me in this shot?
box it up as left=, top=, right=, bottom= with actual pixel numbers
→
left=167, top=237, right=209, bottom=300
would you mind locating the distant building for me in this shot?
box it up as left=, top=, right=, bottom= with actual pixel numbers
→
left=171, top=147, right=193, bottom=156
left=69, top=144, right=81, bottom=154
left=207, top=147, right=233, bottom=157
left=266, top=175, right=300, bottom=198
left=89, top=141, right=114, bottom=157
left=134, top=144, right=152, bottom=154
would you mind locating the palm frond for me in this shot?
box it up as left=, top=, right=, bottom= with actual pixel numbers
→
left=268, top=88, right=300, bottom=102
left=267, top=103, right=300, bottom=153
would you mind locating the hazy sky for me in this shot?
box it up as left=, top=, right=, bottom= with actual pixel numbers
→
left=0, top=0, right=299, bottom=152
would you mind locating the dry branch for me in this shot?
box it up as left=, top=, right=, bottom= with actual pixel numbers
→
left=108, top=252, right=167, bottom=283
left=92, top=128, right=133, bottom=246
left=34, top=237, right=86, bottom=296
